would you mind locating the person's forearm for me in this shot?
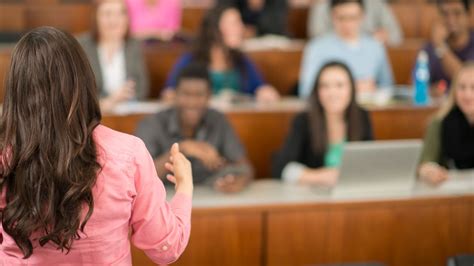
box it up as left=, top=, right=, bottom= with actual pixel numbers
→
left=299, top=168, right=325, bottom=185
left=300, top=167, right=338, bottom=186
left=440, top=49, right=463, bottom=79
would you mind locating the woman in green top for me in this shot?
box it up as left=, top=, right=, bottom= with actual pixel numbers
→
left=272, top=61, right=373, bottom=186
left=418, top=63, right=474, bottom=185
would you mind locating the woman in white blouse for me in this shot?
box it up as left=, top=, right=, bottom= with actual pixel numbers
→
left=78, top=0, right=149, bottom=113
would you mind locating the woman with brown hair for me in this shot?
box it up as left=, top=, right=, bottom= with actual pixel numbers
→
left=0, top=27, right=192, bottom=265
left=418, top=62, right=474, bottom=185
left=163, top=4, right=280, bottom=103
left=78, top=0, right=149, bottom=113
left=272, top=61, right=373, bottom=186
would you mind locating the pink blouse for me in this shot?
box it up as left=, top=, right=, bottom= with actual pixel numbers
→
left=127, top=0, right=182, bottom=34
left=0, top=125, right=192, bottom=265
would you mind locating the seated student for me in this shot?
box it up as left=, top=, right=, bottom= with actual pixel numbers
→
left=0, top=27, right=192, bottom=265
left=137, top=64, right=254, bottom=193
left=273, top=62, right=373, bottom=186
left=418, top=62, right=474, bottom=186
left=299, top=0, right=394, bottom=98
left=308, top=0, right=403, bottom=45
left=222, top=0, right=288, bottom=37
left=78, top=0, right=149, bottom=113
left=126, top=0, right=181, bottom=41
left=162, top=4, right=280, bottom=103
left=419, top=0, right=474, bottom=92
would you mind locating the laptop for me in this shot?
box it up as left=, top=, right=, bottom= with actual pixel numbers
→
left=333, top=140, right=422, bottom=197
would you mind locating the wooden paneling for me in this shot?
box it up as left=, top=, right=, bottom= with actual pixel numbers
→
left=1, top=2, right=467, bottom=40
left=248, top=48, right=302, bottom=94
left=0, top=49, right=10, bottom=102
left=24, top=0, right=66, bottom=4
left=391, top=3, right=420, bottom=39
left=419, top=4, right=439, bottom=40
left=325, top=208, right=395, bottom=263
left=472, top=198, right=474, bottom=252
left=227, top=111, right=298, bottom=179
left=0, top=4, right=25, bottom=31
left=181, top=7, right=205, bottom=35
left=143, top=43, right=187, bottom=98
left=391, top=201, right=472, bottom=265
left=266, top=197, right=474, bottom=266
left=369, top=105, right=437, bottom=140
left=387, top=40, right=423, bottom=85
left=288, top=7, right=309, bottom=39
left=132, top=211, right=263, bottom=266
left=25, top=4, right=92, bottom=34
left=129, top=195, right=474, bottom=266
left=266, top=209, right=331, bottom=266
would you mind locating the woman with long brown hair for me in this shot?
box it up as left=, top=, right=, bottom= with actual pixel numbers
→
left=163, top=4, right=280, bottom=103
left=0, top=27, right=193, bottom=265
left=272, top=61, right=373, bottom=186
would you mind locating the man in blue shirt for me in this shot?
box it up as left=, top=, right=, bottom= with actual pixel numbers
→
left=299, top=0, right=394, bottom=98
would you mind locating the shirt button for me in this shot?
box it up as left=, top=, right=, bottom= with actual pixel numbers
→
left=162, top=245, right=168, bottom=251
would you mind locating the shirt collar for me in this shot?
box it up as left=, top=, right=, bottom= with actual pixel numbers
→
left=166, top=107, right=211, bottom=140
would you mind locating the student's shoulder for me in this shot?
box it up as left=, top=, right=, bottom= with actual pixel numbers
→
left=362, top=35, right=386, bottom=51
left=138, top=108, right=174, bottom=128
left=178, top=52, right=194, bottom=63
left=206, top=108, right=230, bottom=123
left=125, top=37, right=143, bottom=50
left=304, top=34, right=337, bottom=56
left=307, top=34, right=335, bottom=48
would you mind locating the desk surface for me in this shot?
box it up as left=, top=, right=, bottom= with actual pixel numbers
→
left=111, top=96, right=436, bottom=116
left=176, top=170, right=474, bottom=210
left=150, top=171, right=474, bottom=266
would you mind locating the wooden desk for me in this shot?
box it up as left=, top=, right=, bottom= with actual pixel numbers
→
left=102, top=99, right=437, bottom=178
left=131, top=173, right=474, bottom=266
left=141, top=41, right=423, bottom=97
left=0, top=40, right=423, bottom=101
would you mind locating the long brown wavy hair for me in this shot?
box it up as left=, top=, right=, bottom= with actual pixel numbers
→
left=309, top=61, right=366, bottom=155
left=0, top=27, right=102, bottom=258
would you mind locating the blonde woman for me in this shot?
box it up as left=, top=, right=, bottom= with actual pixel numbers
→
left=418, top=62, right=474, bottom=185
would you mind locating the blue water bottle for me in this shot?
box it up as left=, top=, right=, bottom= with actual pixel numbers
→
left=413, top=51, right=430, bottom=105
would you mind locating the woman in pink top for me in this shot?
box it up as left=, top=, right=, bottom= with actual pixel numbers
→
left=0, top=26, right=193, bottom=265
left=126, top=0, right=182, bottom=41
